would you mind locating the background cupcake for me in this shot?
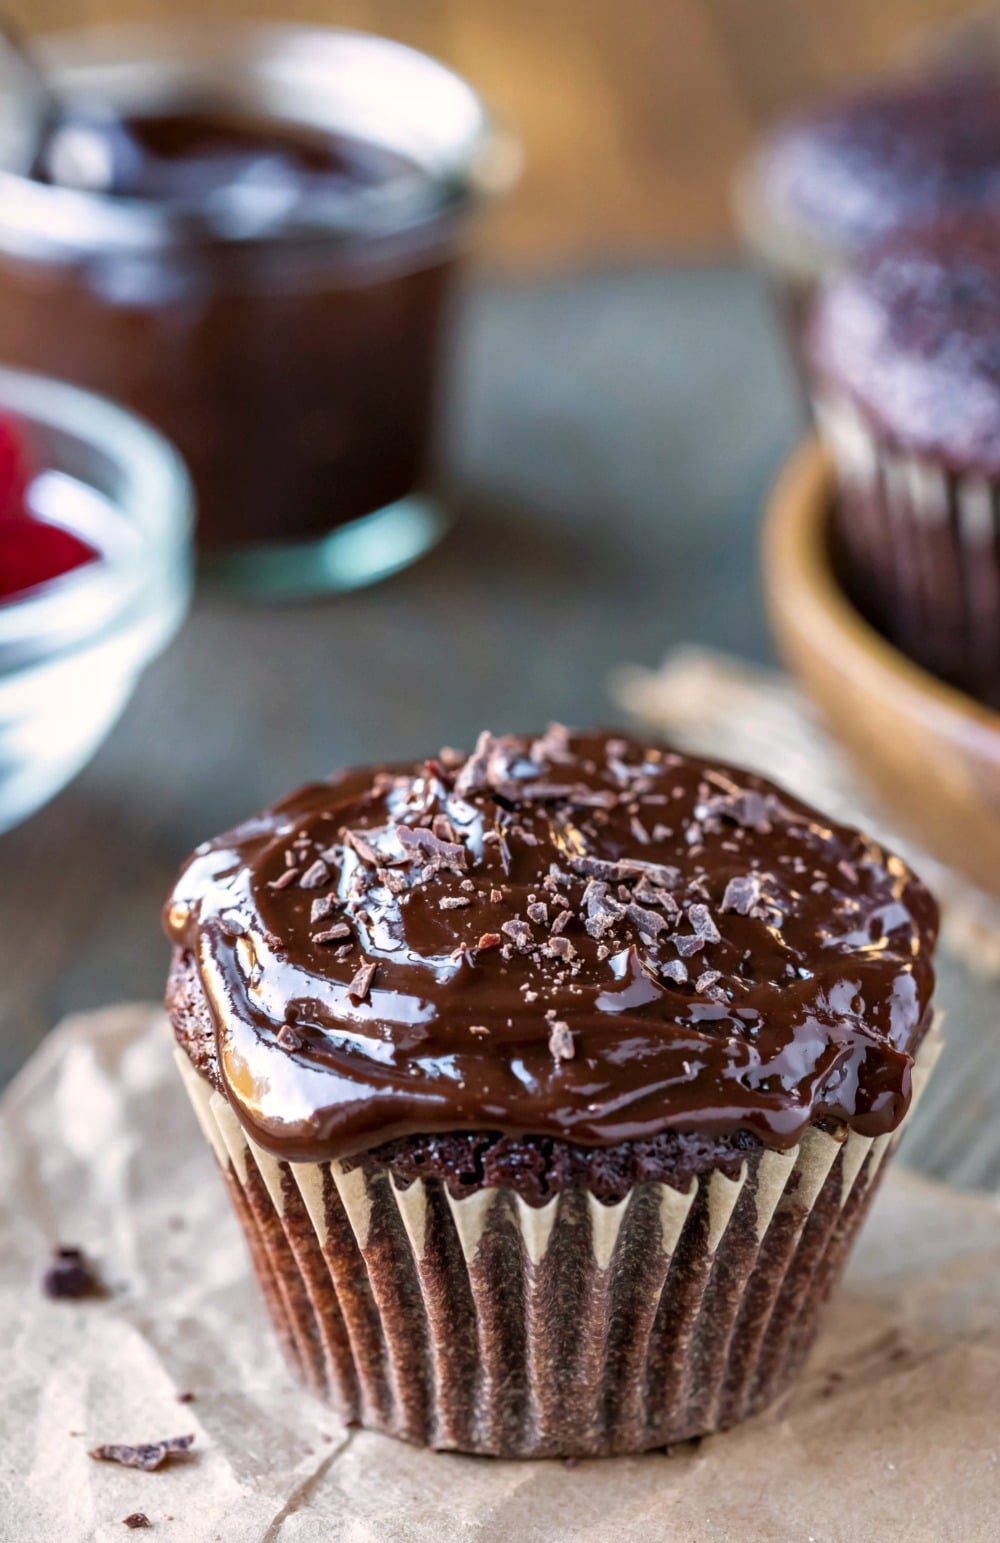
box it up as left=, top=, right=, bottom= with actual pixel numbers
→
left=736, top=68, right=1000, bottom=366
left=165, top=728, right=939, bottom=1457
left=807, top=211, right=1000, bottom=699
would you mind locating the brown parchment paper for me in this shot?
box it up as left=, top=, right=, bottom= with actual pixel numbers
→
left=1, top=1005, right=999, bottom=1542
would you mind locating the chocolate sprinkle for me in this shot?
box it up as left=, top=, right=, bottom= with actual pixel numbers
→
left=122, top=1517, right=152, bottom=1531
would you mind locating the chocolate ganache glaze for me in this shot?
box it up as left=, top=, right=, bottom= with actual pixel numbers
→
left=164, top=729, right=938, bottom=1164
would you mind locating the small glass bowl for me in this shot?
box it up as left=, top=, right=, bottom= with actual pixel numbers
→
left=0, top=365, right=193, bottom=831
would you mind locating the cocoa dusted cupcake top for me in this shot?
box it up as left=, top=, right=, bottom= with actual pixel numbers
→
left=808, top=211, right=1000, bottom=474
left=164, top=729, right=938, bottom=1163
left=758, top=72, right=1000, bottom=252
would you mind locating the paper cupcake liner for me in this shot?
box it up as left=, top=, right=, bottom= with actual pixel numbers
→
left=175, top=1028, right=940, bottom=1458
left=816, top=390, right=1000, bottom=696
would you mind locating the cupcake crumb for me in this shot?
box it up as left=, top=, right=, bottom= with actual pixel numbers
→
left=42, top=1245, right=104, bottom=1300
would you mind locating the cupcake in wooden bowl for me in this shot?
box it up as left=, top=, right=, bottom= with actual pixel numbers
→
left=764, top=437, right=1000, bottom=903
left=806, top=210, right=1000, bottom=704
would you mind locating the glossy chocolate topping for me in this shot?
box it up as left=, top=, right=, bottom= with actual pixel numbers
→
left=809, top=211, right=1000, bottom=474
left=760, top=73, right=1000, bottom=250
left=164, top=730, right=938, bottom=1162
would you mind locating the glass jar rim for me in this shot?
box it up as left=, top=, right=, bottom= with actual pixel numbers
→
left=0, top=21, right=519, bottom=261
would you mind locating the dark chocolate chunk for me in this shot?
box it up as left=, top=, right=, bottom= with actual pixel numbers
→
left=721, top=874, right=762, bottom=916
left=42, top=1246, right=103, bottom=1300
left=299, top=859, right=330, bottom=890
left=397, top=824, right=468, bottom=872
left=343, top=828, right=381, bottom=867
left=347, top=960, right=377, bottom=1002
left=89, top=1435, right=195, bottom=1472
left=313, top=922, right=351, bottom=944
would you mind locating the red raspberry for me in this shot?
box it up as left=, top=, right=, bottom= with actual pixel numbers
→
left=0, top=517, right=97, bottom=601
left=0, top=415, right=31, bottom=523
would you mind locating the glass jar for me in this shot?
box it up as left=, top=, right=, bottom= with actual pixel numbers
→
left=0, top=24, right=517, bottom=595
left=0, top=365, right=192, bottom=830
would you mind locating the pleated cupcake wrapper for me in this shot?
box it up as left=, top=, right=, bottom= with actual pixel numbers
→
left=816, top=389, right=1000, bottom=692
left=175, top=1024, right=941, bottom=1458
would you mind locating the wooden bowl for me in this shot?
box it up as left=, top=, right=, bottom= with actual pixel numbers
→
left=763, top=438, right=1000, bottom=898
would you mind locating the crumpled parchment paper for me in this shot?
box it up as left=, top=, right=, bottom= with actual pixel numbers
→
left=1, top=1004, right=999, bottom=1542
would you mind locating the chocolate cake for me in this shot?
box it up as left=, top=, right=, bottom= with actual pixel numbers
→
left=736, top=69, right=1000, bottom=378
left=165, top=728, right=939, bottom=1455
left=808, top=211, right=1000, bottom=697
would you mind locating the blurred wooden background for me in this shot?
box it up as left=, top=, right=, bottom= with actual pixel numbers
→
left=11, top=0, right=982, bottom=263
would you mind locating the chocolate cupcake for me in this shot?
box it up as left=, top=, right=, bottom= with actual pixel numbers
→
left=164, top=728, right=939, bottom=1457
left=807, top=211, right=1000, bottom=697
left=736, top=70, right=1000, bottom=359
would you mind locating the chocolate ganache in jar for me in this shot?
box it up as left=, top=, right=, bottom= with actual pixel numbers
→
left=0, top=25, right=516, bottom=593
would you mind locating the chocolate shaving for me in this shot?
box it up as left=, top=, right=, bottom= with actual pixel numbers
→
left=347, top=960, right=377, bottom=1002
left=526, top=901, right=548, bottom=925
left=623, top=901, right=669, bottom=938
left=529, top=721, right=573, bottom=765
left=379, top=867, right=408, bottom=896
left=582, top=880, right=624, bottom=938
left=451, top=730, right=529, bottom=801
left=333, top=943, right=354, bottom=961
left=89, top=1435, right=195, bottom=1472
left=697, top=788, right=776, bottom=833
left=397, top=824, right=468, bottom=872
left=661, top=959, right=688, bottom=984
left=695, top=970, right=722, bottom=993
left=268, top=867, right=299, bottom=891
left=548, top=1021, right=575, bottom=1060
left=313, top=922, right=351, bottom=944
left=310, top=895, right=336, bottom=924
left=438, top=896, right=471, bottom=909
left=569, top=854, right=679, bottom=887
left=674, top=932, right=706, bottom=958
left=476, top=932, right=502, bottom=951
left=343, top=828, right=381, bottom=867
left=469, top=1024, right=490, bottom=1037
left=687, top=903, right=721, bottom=943
left=500, top=919, right=533, bottom=951
left=299, top=859, right=330, bottom=890
left=432, top=814, right=458, bottom=843
left=276, top=1024, right=302, bottom=1050
left=453, top=729, right=496, bottom=796
left=42, top=1245, right=103, bottom=1301
left=122, top=1517, right=151, bottom=1531
left=721, top=874, right=762, bottom=916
